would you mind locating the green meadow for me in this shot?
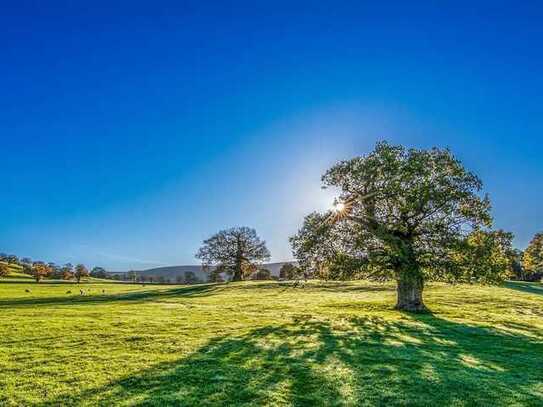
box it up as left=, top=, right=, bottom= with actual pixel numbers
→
left=1, top=280, right=542, bottom=406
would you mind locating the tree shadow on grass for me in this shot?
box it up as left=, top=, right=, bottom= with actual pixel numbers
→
left=233, top=281, right=394, bottom=294
left=41, top=314, right=543, bottom=406
left=0, top=284, right=221, bottom=309
left=504, top=281, right=543, bottom=297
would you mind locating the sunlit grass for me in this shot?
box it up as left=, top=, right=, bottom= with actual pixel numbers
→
left=1, top=280, right=542, bottom=406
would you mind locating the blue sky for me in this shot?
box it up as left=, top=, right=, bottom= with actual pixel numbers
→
left=1, top=1, right=542, bottom=270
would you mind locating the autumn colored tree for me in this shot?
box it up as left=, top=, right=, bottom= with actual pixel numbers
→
left=291, top=142, right=499, bottom=312
left=0, top=262, right=9, bottom=277
left=196, top=227, right=270, bottom=281
left=74, top=264, right=89, bottom=283
left=31, top=262, right=51, bottom=282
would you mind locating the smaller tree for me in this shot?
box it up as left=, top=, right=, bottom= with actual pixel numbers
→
left=253, top=268, right=272, bottom=280
left=451, top=230, right=514, bottom=284
left=0, top=262, right=9, bottom=277
left=127, top=270, right=137, bottom=282
left=62, top=263, right=74, bottom=280
left=6, top=255, right=19, bottom=264
left=207, top=268, right=225, bottom=283
left=21, top=257, right=32, bottom=266
left=196, top=226, right=271, bottom=282
left=279, top=263, right=300, bottom=280
left=90, top=267, right=107, bottom=279
left=184, top=271, right=200, bottom=284
left=523, top=232, right=543, bottom=280
left=74, top=264, right=89, bottom=283
left=32, top=262, right=51, bottom=282
left=48, top=263, right=62, bottom=279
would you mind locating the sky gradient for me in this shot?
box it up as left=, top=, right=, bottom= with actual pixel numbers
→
left=1, top=1, right=542, bottom=270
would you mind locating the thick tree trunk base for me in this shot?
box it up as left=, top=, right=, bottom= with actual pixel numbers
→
left=395, top=275, right=428, bottom=313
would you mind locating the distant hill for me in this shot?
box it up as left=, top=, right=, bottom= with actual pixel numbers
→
left=112, top=262, right=296, bottom=282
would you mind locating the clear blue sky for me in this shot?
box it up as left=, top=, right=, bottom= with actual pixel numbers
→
left=1, top=1, right=542, bottom=270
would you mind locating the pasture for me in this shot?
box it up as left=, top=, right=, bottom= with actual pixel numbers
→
left=1, top=280, right=542, bottom=406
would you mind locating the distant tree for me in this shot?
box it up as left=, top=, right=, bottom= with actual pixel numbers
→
left=291, top=142, right=496, bottom=312
left=20, top=257, right=32, bottom=266
left=90, top=267, right=107, bottom=279
left=0, top=253, right=7, bottom=261
left=31, top=262, right=51, bottom=282
left=507, top=249, right=525, bottom=280
left=157, top=275, right=166, bottom=284
left=196, top=226, right=271, bottom=282
left=74, top=264, right=89, bottom=283
left=48, top=263, right=62, bottom=279
left=207, top=268, right=225, bottom=283
left=184, top=271, right=200, bottom=284
left=21, top=263, right=32, bottom=275
left=279, top=263, right=300, bottom=280
left=451, top=229, right=515, bottom=284
left=0, top=262, right=9, bottom=277
left=6, top=255, right=19, bottom=264
left=62, top=263, right=74, bottom=280
left=523, top=233, right=543, bottom=279
left=253, top=268, right=272, bottom=280
left=127, top=270, right=137, bottom=282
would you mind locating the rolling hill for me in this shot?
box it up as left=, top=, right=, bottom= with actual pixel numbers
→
left=113, top=262, right=295, bottom=282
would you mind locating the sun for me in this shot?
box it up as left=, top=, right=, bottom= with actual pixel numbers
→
left=333, top=201, right=346, bottom=212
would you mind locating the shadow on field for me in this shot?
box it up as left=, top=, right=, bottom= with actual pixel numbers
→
left=40, top=314, right=543, bottom=406
left=504, top=281, right=543, bottom=297
left=0, top=284, right=220, bottom=308
left=235, top=281, right=394, bottom=293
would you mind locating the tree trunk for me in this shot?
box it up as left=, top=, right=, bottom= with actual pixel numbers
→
left=395, top=272, right=427, bottom=313
left=232, top=257, right=243, bottom=282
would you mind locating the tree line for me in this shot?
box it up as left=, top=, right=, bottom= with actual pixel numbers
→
left=0, top=255, right=106, bottom=283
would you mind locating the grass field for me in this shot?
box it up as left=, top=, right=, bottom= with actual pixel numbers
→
left=1, top=280, right=542, bottom=406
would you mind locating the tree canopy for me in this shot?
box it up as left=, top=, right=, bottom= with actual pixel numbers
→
left=291, top=141, right=508, bottom=312
left=74, top=264, right=89, bottom=283
left=523, top=232, right=543, bottom=277
left=196, top=226, right=270, bottom=281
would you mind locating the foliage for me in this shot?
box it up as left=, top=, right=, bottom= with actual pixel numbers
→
left=31, top=262, right=51, bottom=282
left=74, top=264, right=89, bottom=283
left=447, top=229, right=515, bottom=284
left=62, top=263, right=74, bottom=280
left=207, top=268, right=225, bottom=283
left=196, top=226, right=270, bottom=281
left=291, top=141, right=495, bottom=311
left=279, top=263, right=301, bottom=280
left=91, top=267, right=108, bottom=279
left=0, top=262, right=9, bottom=277
left=523, top=232, right=543, bottom=278
left=184, top=271, right=200, bottom=284
left=253, top=268, right=272, bottom=280
left=0, top=280, right=542, bottom=406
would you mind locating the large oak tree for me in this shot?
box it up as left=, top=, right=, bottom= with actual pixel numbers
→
left=196, top=227, right=270, bottom=281
left=291, top=142, right=505, bottom=312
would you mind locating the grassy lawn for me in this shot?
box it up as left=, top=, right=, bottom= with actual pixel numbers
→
left=1, top=280, right=542, bottom=406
